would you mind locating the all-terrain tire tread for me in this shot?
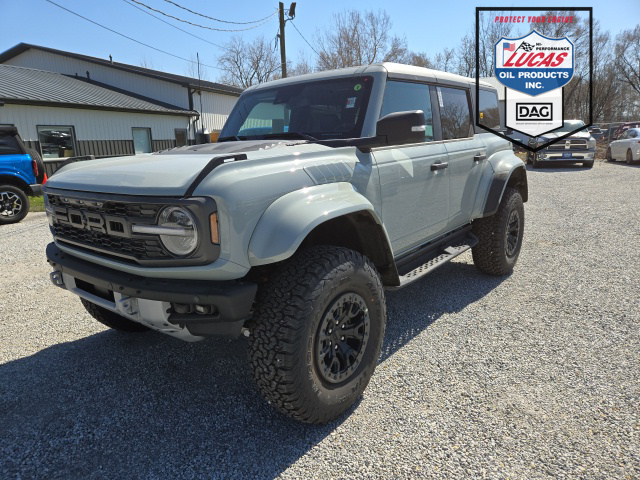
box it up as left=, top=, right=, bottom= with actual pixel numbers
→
left=472, top=187, right=523, bottom=276
left=248, top=246, right=385, bottom=424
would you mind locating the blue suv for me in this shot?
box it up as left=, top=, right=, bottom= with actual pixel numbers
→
left=0, top=126, right=45, bottom=224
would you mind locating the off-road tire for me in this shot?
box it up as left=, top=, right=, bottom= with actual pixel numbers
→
left=583, top=160, right=594, bottom=168
left=81, top=298, right=150, bottom=332
left=627, top=149, right=635, bottom=165
left=248, top=246, right=386, bottom=424
left=472, top=187, right=524, bottom=276
left=0, top=185, right=29, bottom=225
left=606, top=147, right=614, bottom=162
left=26, top=148, right=46, bottom=184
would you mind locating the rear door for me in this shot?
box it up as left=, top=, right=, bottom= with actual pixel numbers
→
left=437, top=85, right=487, bottom=229
left=373, top=80, right=449, bottom=254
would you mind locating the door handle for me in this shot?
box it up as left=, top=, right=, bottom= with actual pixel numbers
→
left=474, top=153, right=486, bottom=162
left=431, top=162, right=449, bottom=171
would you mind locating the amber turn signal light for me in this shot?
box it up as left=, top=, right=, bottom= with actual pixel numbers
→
left=210, top=212, right=220, bottom=244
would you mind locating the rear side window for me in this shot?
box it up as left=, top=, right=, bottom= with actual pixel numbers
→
left=478, top=89, right=501, bottom=130
left=380, top=81, right=434, bottom=141
left=438, top=87, right=472, bottom=140
left=0, top=134, right=22, bottom=154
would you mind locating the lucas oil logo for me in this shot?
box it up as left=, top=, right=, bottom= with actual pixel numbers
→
left=494, top=30, right=574, bottom=95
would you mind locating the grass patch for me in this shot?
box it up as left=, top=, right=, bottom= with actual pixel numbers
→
left=30, top=196, right=45, bottom=212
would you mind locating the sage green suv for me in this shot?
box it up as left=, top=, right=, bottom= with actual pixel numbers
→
left=44, top=63, right=528, bottom=423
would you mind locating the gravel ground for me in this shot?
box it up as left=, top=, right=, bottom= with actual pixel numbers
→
left=1, top=161, right=639, bottom=479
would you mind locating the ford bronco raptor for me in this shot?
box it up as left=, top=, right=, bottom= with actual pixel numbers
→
left=45, top=63, right=527, bottom=424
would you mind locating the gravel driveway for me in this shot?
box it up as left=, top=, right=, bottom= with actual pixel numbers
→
left=1, top=161, right=638, bottom=479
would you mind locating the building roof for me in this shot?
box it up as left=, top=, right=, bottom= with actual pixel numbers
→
left=0, top=43, right=243, bottom=97
left=0, top=64, right=197, bottom=116
left=479, top=77, right=506, bottom=101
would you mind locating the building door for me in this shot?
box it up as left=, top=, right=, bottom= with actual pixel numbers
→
left=175, top=128, right=188, bottom=147
left=132, top=128, right=152, bottom=154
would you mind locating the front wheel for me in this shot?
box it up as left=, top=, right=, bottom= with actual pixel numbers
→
left=627, top=149, right=635, bottom=165
left=472, top=187, right=525, bottom=276
left=248, top=246, right=386, bottom=424
left=0, top=185, right=30, bottom=225
left=606, top=147, right=614, bottom=162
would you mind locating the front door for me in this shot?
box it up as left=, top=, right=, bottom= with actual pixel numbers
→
left=373, top=80, right=449, bottom=255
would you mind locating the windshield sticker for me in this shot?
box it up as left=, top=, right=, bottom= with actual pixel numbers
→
left=353, top=84, right=362, bottom=91
left=345, top=97, right=356, bottom=109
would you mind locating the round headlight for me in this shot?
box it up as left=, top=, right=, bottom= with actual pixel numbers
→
left=158, top=206, right=198, bottom=256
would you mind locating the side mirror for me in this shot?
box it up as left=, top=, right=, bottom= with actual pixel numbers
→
left=376, top=110, right=426, bottom=146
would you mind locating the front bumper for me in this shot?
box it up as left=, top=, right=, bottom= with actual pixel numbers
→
left=536, top=148, right=595, bottom=162
left=46, top=242, right=257, bottom=340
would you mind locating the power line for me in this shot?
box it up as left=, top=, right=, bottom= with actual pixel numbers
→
left=289, top=19, right=320, bottom=57
left=45, top=0, right=224, bottom=71
left=129, top=0, right=276, bottom=32
left=161, top=0, right=277, bottom=25
left=122, top=0, right=227, bottom=51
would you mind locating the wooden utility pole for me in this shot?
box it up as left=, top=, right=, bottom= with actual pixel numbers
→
left=278, top=2, right=287, bottom=78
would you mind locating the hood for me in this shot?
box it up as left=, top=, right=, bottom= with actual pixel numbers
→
left=44, top=140, right=330, bottom=196
left=538, top=130, right=592, bottom=142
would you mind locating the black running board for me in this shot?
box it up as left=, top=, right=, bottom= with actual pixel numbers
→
left=388, top=234, right=478, bottom=290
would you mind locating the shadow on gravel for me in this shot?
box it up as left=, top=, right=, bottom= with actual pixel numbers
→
left=381, top=261, right=506, bottom=362
left=1, top=260, right=505, bottom=479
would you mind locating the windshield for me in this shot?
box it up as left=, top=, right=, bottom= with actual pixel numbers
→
left=219, top=76, right=374, bottom=141
left=555, top=120, right=586, bottom=133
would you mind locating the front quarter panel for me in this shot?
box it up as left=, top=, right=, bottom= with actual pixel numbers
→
left=248, top=183, right=381, bottom=265
left=473, top=148, right=526, bottom=218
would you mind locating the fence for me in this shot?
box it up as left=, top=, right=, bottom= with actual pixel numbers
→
left=43, top=155, right=95, bottom=178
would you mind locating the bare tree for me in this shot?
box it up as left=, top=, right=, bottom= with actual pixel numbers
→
left=404, top=52, right=433, bottom=68
left=217, top=36, right=280, bottom=88
left=184, top=54, right=210, bottom=81
left=314, top=9, right=408, bottom=70
left=614, top=26, right=640, bottom=98
left=139, top=55, right=156, bottom=70
left=288, top=51, right=315, bottom=77
left=433, top=48, right=455, bottom=72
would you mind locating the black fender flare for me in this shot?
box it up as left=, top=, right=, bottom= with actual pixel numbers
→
left=482, top=165, right=528, bottom=217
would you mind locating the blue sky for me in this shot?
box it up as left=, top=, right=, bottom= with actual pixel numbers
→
left=2, top=0, right=639, bottom=82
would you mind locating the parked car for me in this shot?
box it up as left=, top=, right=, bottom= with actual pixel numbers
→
left=0, top=126, right=46, bottom=224
left=613, top=121, right=640, bottom=140
left=606, top=127, right=640, bottom=164
left=527, top=120, right=596, bottom=168
left=43, top=63, right=528, bottom=423
left=588, top=126, right=604, bottom=141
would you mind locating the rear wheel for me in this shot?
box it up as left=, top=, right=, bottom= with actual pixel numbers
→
left=606, top=147, right=614, bottom=162
left=0, top=185, right=29, bottom=225
left=627, top=149, right=635, bottom=165
left=81, top=298, right=149, bottom=332
left=248, top=246, right=386, bottom=424
left=472, top=187, right=524, bottom=276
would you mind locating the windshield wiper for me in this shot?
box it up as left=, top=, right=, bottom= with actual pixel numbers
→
left=217, top=135, right=246, bottom=142
left=258, top=132, right=319, bottom=142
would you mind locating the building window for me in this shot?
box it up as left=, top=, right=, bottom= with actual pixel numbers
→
left=132, top=128, right=152, bottom=154
left=175, top=128, right=188, bottom=147
left=37, top=126, right=77, bottom=159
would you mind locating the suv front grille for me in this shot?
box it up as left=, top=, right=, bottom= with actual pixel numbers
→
left=47, top=193, right=172, bottom=262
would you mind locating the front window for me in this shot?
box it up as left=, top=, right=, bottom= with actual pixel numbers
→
left=554, top=120, right=586, bottom=133
left=219, top=76, right=374, bottom=141
left=37, top=126, right=76, bottom=159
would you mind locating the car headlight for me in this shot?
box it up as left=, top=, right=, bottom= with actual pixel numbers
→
left=157, top=206, right=199, bottom=256
left=587, top=138, right=596, bottom=149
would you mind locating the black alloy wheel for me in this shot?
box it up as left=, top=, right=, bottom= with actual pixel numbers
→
left=505, top=208, right=521, bottom=258
left=315, top=292, right=370, bottom=384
